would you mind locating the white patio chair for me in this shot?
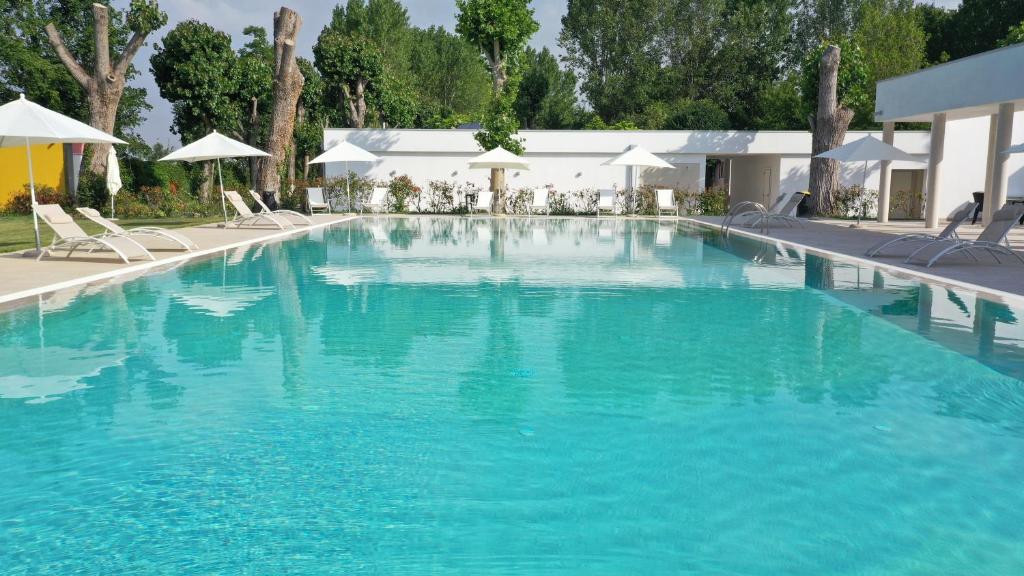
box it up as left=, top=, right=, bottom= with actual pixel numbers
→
left=247, top=190, right=313, bottom=226
left=656, top=188, right=678, bottom=217
left=597, top=189, right=617, bottom=216
left=306, top=187, right=330, bottom=214
left=364, top=187, right=388, bottom=213
left=223, top=190, right=288, bottom=229
left=473, top=190, right=493, bottom=213
left=35, top=204, right=153, bottom=263
left=530, top=187, right=550, bottom=215
left=76, top=207, right=198, bottom=251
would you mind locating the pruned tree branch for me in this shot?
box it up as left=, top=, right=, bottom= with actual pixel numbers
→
left=44, top=24, right=92, bottom=88
left=92, top=3, right=111, bottom=80
left=114, top=32, right=148, bottom=79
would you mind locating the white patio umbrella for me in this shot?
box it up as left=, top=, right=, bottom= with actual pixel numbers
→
left=159, top=130, right=270, bottom=224
left=308, top=140, right=380, bottom=210
left=0, top=94, right=126, bottom=255
left=467, top=146, right=530, bottom=170
left=815, top=135, right=924, bottom=225
left=603, top=145, right=673, bottom=212
left=106, top=145, right=122, bottom=219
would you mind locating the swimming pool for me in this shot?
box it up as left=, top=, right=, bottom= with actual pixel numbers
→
left=2, top=217, right=1023, bottom=574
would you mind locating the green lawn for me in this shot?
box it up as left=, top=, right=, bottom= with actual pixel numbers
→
left=0, top=215, right=221, bottom=254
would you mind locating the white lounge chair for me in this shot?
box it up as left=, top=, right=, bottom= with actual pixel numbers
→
left=656, top=188, right=678, bottom=217
left=530, top=188, right=550, bottom=215
left=306, top=187, right=330, bottom=214
left=473, top=190, right=493, bottom=213
left=597, top=189, right=617, bottom=216
left=865, top=202, right=977, bottom=257
left=223, top=190, right=288, bottom=229
left=247, top=190, right=312, bottom=226
left=908, top=204, right=1024, bottom=268
left=743, top=191, right=808, bottom=228
left=364, top=187, right=388, bottom=213
left=76, top=207, right=198, bottom=252
left=35, top=204, right=153, bottom=263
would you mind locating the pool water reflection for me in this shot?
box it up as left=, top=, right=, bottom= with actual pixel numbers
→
left=1, top=217, right=1023, bottom=574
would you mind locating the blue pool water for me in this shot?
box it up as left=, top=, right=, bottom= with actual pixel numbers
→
left=2, top=217, right=1024, bottom=574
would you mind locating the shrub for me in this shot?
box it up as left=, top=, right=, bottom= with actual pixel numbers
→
left=427, top=180, right=457, bottom=213
left=387, top=175, right=420, bottom=213
left=697, top=186, right=729, bottom=216
left=2, top=185, right=72, bottom=215
left=506, top=187, right=533, bottom=214
left=826, top=185, right=877, bottom=219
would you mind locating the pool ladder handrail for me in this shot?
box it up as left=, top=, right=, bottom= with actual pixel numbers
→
left=722, top=201, right=768, bottom=236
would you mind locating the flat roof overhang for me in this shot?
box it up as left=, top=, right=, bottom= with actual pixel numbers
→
left=874, top=44, right=1024, bottom=123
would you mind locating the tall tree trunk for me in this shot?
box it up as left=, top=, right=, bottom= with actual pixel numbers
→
left=256, top=6, right=304, bottom=202
left=490, top=168, right=505, bottom=213
left=807, top=45, right=854, bottom=217
left=247, top=96, right=260, bottom=186
left=45, top=3, right=153, bottom=176
left=342, top=80, right=367, bottom=128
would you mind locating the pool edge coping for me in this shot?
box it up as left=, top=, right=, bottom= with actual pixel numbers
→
left=680, top=216, right=1024, bottom=306
left=0, top=215, right=361, bottom=307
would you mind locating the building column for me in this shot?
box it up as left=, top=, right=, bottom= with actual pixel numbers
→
left=877, top=122, right=895, bottom=223
left=988, top=103, right=1015, bottom=221
left=924, top=113, right=947, bottom=229
left=981, top=114, right=999, bottom=222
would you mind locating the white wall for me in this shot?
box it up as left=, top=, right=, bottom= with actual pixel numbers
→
left=322, top=125, right=1024, bottom=219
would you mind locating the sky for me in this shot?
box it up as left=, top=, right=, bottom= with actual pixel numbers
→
left=113, top=0, right=962, bottom=147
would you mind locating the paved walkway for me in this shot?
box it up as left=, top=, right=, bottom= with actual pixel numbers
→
left=690, top=216, right=1024, bottom=298
left=0, top=214, right=355, bottom=305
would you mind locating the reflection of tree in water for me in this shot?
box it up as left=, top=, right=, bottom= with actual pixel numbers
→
left=457, top=280, right=529, bottom=419
left=804, top=253, right=834, bottom=290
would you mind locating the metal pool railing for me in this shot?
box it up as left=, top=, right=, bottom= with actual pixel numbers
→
left=721, top=201, right=768, bottom=236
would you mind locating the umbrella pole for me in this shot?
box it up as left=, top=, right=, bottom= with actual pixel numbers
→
left=217, top=158, right=227, bottom=224
left=858, top=161, right=868, bottom=226
left=27, top=137, right=41, bottom=255
left=346, top=160, right=353, bottom=213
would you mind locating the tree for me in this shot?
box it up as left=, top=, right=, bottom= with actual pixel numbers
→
left=514, top=47, right=577, bottom=129
left=852, top=0, right=925, bottom=127
left=945, top=0, right=1024, bottom=59
left=234, top=26, right=275, bottom=185
left=150, top=20, right=238, bottom=199
left=254, top=7, right=304, bottom=200
left=44, top=0, right=167, bottom=174
left=998, top=20, right=1024, bottom=47
left=406, top=26, right=490, bottom=127
left=314, top=29, right=381, bottom=128
left=807, top=44, right=856, bottom=216
left=456, top=0, right=539, bottom=213
left=560, top=0, right=664, bottom=122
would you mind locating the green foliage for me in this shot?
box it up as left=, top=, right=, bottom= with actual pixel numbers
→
left=697, top=186, right=729, bottom=216
left=475, top=94, right=524, bottom=154
left=0, top=0, right=154, bottom=138
left=455, top=0, right=539, bottom=83
left=126, top=0, right=167, bottom=34
left=998, top=20, right=1024, bottom=47
left=514, top=47, right=578, bottom=129
left=407, top=26, right=490, bottom=126
left=800, top=40, right=871, bottom=127
left=2, top=185, right=71, bottom=215
left=751, top=77, right=805, bottom=130
left=150, top=20, right=239, bottom=140
left=385, top=175, right=419, bottom=212
left=660, top=99, right=731, bottom=130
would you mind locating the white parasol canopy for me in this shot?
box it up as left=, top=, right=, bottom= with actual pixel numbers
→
left=468, top=146, right=530, bottom=170
left=106, top=146, right=122, bottom=219
left=815, top=135, right=925, bottom=225
left=159, top=130, right=270, bottom=223
left=308, top=141, right=380, bottom=210
left=603, top=146, right=674, bottom=170
left=0, top=94, right=126, bottom=254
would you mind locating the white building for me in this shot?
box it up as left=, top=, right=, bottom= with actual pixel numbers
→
left=324, top=44, right=1024, bottom=221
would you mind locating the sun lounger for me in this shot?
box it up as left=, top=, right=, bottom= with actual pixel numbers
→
left=306, top=187, right=330, bottom=214
left=530, top=188, right=550, bottom=215
left=865, top=202, right=977, bottom=257
left=743, top=191, right=808, bottom=228
left=473, top=191, right=493, bottom=213
left=223, top=190, right=288, bottom=229
left=656, top=188, right=678, bottom=217
left=76, top=207, right=198, bottom=252
left=247, top=190, right=312, bottom=226
left=35, top=204, right=153, bottom=263
left=597, top=189, right=617, bottom=216
left=908, top=204, right=1024, bottom=267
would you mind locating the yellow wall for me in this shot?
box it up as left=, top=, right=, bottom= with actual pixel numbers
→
left=0, top=144, right=66, bottom=207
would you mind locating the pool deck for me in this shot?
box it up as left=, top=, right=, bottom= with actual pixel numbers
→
left=0, top=214, right=356, bottom=306
left=689, top=216, right=1024, bottom=299
left=2, top=212, right=1023, bottom=306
